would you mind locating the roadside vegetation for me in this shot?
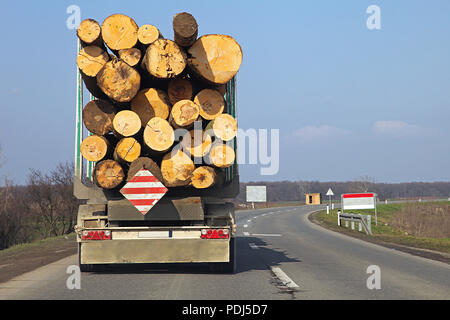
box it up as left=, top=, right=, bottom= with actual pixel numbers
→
left=311, top=202, right=450, bottom=254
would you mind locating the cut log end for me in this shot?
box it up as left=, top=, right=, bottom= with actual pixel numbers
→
left=101, top=14, right=138, bottom=50
left=113, top=110, right=142, bottom=137
left=208, top=144, right=235, bottom=168
left=118, top=48, right=142, bottom=67
left=138, top=24, right=161, bottom=46
left=168, top=78, right=193, bottom=105
left=191, top=166, right=217, bottom=189
left=181, top=130, right=212, bottom=158
left=127, top=157, right=163, bottom=182
left=161, top=149, right=195, bottom=187
left=170, top=100, right=200, bottom=128
left=211, top=113, right=237, bottom=141
left=143, top=39, right=187, bottom=79
left=114, top=137, right=141, bottom=163
left=96, top=58, right=141, bottom=102
left=173, top=12, right=198, bottom=47
left=131, top=88, right=171, bottom=126
left=77, top=46, right=109, bottom=77
left=94, top=160, right=125, bottom=189
left=80, top=135, right=109, bottom=162
left=143, top=117, right=175, bottom=152
left=77, top=19, right=102, bottom=45
left=188, top=34, right=243, bottom=84
left=82, top=100, right=116, bottom=135
left=195, top=89, right=225, bottom=120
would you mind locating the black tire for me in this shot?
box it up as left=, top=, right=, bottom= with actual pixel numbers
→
left=210, top=237, right=236, bottom=274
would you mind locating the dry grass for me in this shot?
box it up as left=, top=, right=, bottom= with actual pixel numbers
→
left=391, top=203, right=450, bottom=238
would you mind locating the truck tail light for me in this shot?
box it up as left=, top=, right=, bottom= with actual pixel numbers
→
left=82, top=230, right=111, bottom=240
left=200, top=229, right=229, bottom=239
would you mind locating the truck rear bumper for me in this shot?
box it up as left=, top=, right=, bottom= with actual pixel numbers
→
left=80, top=238, right=230, bottom=264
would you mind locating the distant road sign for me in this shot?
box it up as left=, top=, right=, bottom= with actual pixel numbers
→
left=246, top=186, right=267, bottom=202
left=326, top=188, right=334, bottom=196
left=342, top=193, right=376, bottom=210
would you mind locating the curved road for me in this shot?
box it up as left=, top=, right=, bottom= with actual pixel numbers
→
left=1, top=205, right=449, bottom=299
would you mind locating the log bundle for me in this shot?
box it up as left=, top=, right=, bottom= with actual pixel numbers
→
left=76, top=12, right=241, bottom=190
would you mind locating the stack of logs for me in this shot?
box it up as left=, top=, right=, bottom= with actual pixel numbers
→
left=77, top=13, right=242, bottom=190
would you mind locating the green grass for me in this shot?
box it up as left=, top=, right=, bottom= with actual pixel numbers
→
left=311, top=202, right=450, bottom=254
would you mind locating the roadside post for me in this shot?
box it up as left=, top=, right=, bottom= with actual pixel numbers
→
left=326, top=205, right=330, bottom=214
left=337, top=210, right=341, bottom=226
left=326, top=188, right=334, bottom=211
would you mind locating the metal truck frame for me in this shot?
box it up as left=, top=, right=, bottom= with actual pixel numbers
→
left=73, top=40, right=239, bottom=273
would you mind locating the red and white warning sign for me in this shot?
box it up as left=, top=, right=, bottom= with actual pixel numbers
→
left=120, top=169, right=168, bottom=215
left=342, top=193, right=376, bottom=210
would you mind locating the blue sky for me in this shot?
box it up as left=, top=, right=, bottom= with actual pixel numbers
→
left=0, top=0, right=449, bottom=183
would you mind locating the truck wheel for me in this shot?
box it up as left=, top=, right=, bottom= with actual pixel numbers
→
left=210, top=237, right=236, bottom=274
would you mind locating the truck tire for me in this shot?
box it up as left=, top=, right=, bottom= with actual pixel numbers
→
left=209, top=237, right=236, bottom=274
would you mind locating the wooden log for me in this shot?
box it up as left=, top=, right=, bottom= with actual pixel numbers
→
left=207, top=143, right=235, bottom=168
left=142, top=39, right=187, bottom=79
left=168, top=78, right=193, bottom=105
left=77, top=46, right=109, bottom=77
left=96, top=58, right=141, bottom=103
left=143, top=117, right=175, bottom=153
left=118, top=48, right=142, bottom=67
left=82, top=100, right=116, bottom=135
left=138, top=24, right=162, bottom=47
left=93, top=159, right=125, bottom=189
left=172, top=12, right=198, bottom=47
left=113, top=137, right=141, bottom=163
left=101, top=14, right=138, bottom=51
left=127, top=157, right=163, bottom=182
left=161, top=149, right=195, bottom=187
left=181, top=130, right=212, bottom=158
left=80, top=71, right=108, bottom=100
left=169, top=100, right=200, bottom=128
left=194, top=89, right=225, bottom=120
left=77, top=19, right=102, bottom=46
left=206, top=113, right=237, bottom=141
left=113, top=110, right=142, bottom=137
left=191, top=166, right=224, bottom=189
left=80, top=135, right=109, bottom=162
left=131, top=88, right=171, bottom=126
left=188, top=34, right=243, bottom=84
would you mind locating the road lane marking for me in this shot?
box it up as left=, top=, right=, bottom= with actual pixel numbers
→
left=252, top=234, right=282, bottom=237
left=243, top=232, right=250, bottom=236
left=249, top=243, right=259, bottom=250
left=271, top=267, right=299, bottom=289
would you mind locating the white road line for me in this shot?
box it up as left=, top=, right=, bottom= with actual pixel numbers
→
left=243, top=232, right=250, bottom=236
left=243, top=224, right=248, bottom=228
left=249, top=243, right=259, bottom=250
left=252, top=234, right=282, bottom=237
left=247, top=219, right=251, bottom=222
left=271, top=267, right=299, bottom=288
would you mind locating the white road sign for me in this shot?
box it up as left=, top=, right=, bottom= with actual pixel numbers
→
left=246, top=186, right=267, bottom=202
left=326, top=188, right=334, bottom=196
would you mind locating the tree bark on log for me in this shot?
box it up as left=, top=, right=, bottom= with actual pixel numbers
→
left=77, top=46, right=109, bottom=77
left=82, top=100, right=116, bottom=135
left=205, top=113, right=237, bottom=141
left=207, top=143, right=235, bottom=168
left=113, top=110, right=142, bottom=137
left=169, top=100, right=200, bottom=128
left=127, top=157, right=163, bottom=182
left=143, top=117, right=175, bottom=153
left=161, top=149, right=195, bottom=187
left=80, top=135, right=110, bottom=162
left=101, top=14, right=139, bottom=51
left=188, top=34, right=243, bottom=84
left=96, top=58, right=141, bottom=103
left=138, top=24, right=163, bottom=47
left=113, top=137, right=141, bottom=163
left=142, top=39, right=187, bottom=79
left=172, top=12, right=198, bottom=47
left=194, top=89, right=225, bottom=120
left=118, top=48, right=142, bottom=67
left=191, top=166, right=224, bottom=189
left=168, top=78, right=193, bottom=105
left=93, top=159, right=125, bottom=189
left=131, top=88, right=171, bottom=126
left=181, top=129, right=212, bottom=158
left=77, top=19, right=103, bottom=46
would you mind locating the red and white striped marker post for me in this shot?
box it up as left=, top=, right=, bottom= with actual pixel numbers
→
left=120, top=169, right=168, bottom=215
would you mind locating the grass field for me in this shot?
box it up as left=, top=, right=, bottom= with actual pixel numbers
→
left=311, top=202, right=450, bottom=254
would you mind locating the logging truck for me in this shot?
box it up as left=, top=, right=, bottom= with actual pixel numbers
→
left=73, top=13, right=242, bottom=273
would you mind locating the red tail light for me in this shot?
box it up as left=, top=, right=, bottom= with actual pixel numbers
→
left=82, top=230, right=111, bottom=240
left=201, top=229, right=229, bottom=239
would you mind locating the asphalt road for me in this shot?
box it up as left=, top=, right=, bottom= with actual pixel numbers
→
left=1, top=205, right=449, bottom=300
